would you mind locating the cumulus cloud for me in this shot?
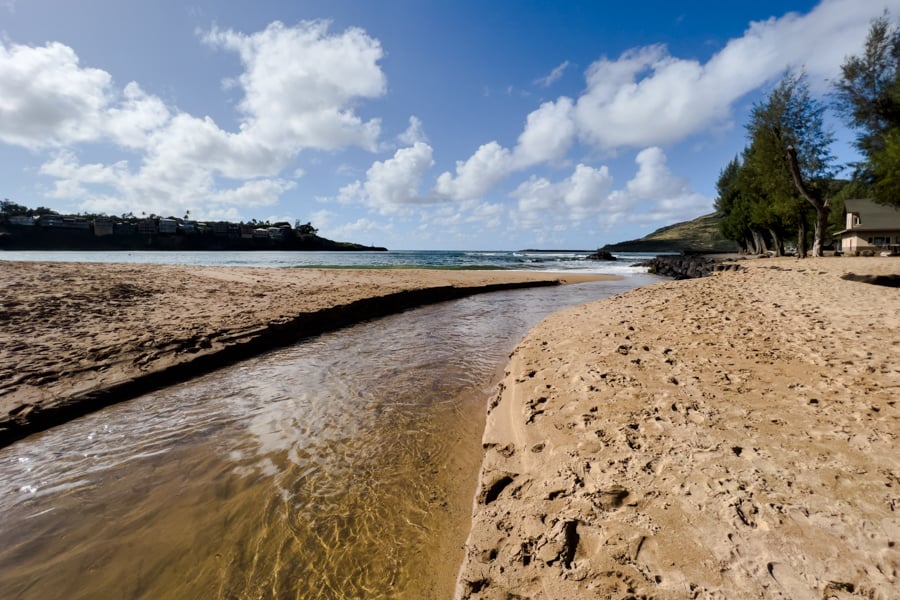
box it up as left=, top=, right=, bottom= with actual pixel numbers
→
left=512, top=98, right=575, bottom=167
left=439, top=0, right=899, bottom=203
left=435, top=141, right=513, bottom=201
left=325, top=217, right=390, bottom=242
left=511, top=164, right=612, bottom=228
left=338, top=142, right=435, bottom=214
left=0, top=41, right=113, bottom=149
left=510, top=148, right=709, bottom=234
left=607, top=147, right=710, bottom=224
left=201, top=20, right=386, bottom=152
left=398, top=116, right=428, bottom=145
left=574, top=0, right=900, bottom=150
left=0, top=20, right=388, bottom=219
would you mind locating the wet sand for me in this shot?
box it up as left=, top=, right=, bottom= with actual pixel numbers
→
left=0, top=261, right=608, bottom=447
left=457, top=256, right=900, bottom=599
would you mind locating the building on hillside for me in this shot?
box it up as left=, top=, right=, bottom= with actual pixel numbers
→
left=115, top=222, right=137, bottom=236
left=93, top=218, right=114, bottom=236
left=158, top=218, right=177, bottom=234
left=8, top=215, right=35, bottom=226
left=837, top=199, right=900, bottom=255
left=137, top=219, right=157, bottom=235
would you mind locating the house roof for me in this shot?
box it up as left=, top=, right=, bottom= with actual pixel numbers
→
left=844, top=198, right=900, bottom=229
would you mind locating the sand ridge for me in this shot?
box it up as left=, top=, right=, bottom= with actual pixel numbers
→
left=0, top=261, right=608, bottom=447
left=458, top=257, right=899, bottom=599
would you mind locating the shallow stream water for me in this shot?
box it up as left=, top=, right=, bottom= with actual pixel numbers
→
left=0, top=275, right=655, bottom=599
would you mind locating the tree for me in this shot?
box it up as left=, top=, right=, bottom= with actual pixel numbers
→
left=833, top=13, right=900, bottom=185
left=715, top=156, right=756, bottom=253
left=870, top=127, right=900, bottom=202
left=295, top=221, right=319, bottom=236
left=1, top=199, right=29, bottom=216
left=751, top=71, right=835, bottom=256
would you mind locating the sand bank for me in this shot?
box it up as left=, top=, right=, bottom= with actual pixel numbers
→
left=458, top=257, right=899, bottom=599
left=0, top=261, right=608, bottom=447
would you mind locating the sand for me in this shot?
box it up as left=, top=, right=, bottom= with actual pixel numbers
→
left=0, top=261, right=606, bottom=447
left=457, top=256, right=899, bottom=600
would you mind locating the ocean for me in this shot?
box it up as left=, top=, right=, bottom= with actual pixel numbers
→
left=0, top=249, right=655, bottom=275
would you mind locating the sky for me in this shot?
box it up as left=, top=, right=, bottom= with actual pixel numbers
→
left=1, top=0, right=898, bottom=250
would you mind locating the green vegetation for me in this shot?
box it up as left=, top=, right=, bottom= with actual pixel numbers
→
left=716, top=14, right=900, bottom=256
left=600, top=213, right=738, bottom=254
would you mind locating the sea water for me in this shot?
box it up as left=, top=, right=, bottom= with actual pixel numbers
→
left=0, top=249, right=655, bottom=276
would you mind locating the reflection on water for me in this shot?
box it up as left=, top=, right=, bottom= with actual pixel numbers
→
left=0, top=276, right=655, bottom=599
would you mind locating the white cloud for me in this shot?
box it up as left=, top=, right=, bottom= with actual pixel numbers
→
left=326, top=217, right=390, bottom=242
left=607, top=147, right=710, bottom=225
left=509, top=148, right=709, bottom=235
left=0, top=20, right=390, bottom=219
left=439, top=0, right=900, bottom=204
left=511, top=163, right=612, bottom=228
left=435, top=141, right=513, bottom=201
left=398, top=116, right=428, bottom=145
left=0, top=41, right=112, bottom=149
left=535, top=60, right=570, bottom=87
left=512, top=97, right=575, bottom=167
left=338, top=142, right=435, bottom=214
left=202, top=20, right=386, bottom=153
left=574, top=0, right=900, bottom=150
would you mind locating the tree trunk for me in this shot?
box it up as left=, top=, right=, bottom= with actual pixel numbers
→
left=786, top=146, right=829, bottom=257
left=812, top=207, right=829, bottom=257
left=751, top=229, right=768, bottom=255
left=797, top=218, right=808, bottom=258
left=768, top=228, right=784, bottom=256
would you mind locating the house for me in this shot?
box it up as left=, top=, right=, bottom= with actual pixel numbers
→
left=137, top=219, right=157, bottom=234
left=8, top=215, right=35, bottom=226
left=158, top=218, right=177, bottom=234
left=837, top=199, right=900, bottom=255
left=93, top=218, right=114, bottom=236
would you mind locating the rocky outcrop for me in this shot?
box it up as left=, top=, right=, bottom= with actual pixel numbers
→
left=639, top=254, right=744, bottom=279
left=584, top=250, right=617, bottom=261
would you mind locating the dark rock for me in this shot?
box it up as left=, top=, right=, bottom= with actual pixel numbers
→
left=585, top=250, right=617, bottom=261
left=637, top=254, right=744, bottom=279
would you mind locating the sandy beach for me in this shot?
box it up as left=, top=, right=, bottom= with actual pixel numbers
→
left=457, top=256, right=899, bottom=599
left=0, top=261, right=605, bottom=447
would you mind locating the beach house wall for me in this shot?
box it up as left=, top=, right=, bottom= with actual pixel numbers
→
left=838, top=199, right=900, bottom=255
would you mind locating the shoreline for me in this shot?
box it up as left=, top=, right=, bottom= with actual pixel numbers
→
left=0, top=262, right=613, bottom=448
left=456, top=256, right=899, bottom=598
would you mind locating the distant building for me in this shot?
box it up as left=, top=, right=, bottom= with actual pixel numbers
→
left=8, top=215, right=35, bottom=226
left=837, top=199, right=900, bottom=255
left=137, top=219, right=157, bottom=235
left=38, top=215, right=64, bottom=227
left=158, top=218, right=177, bottom=234
left=115, top=222, right=137, bottom=236
left=93, top=218, right=114, bottom=236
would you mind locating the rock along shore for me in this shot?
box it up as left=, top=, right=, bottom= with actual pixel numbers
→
left=457, top=256, right=899, bottom=599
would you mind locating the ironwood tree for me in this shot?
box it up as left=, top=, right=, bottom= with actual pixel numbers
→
left=833, top=12, right=900, bottom=207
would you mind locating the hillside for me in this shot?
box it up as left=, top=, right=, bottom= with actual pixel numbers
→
left=600, top=212, right=738, bottom=254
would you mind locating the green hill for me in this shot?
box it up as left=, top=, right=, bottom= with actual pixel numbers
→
left=600, top=213, right=738, bottom=254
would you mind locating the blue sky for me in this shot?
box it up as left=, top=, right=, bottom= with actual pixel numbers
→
left=0, top=0, right=896, bottom=249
